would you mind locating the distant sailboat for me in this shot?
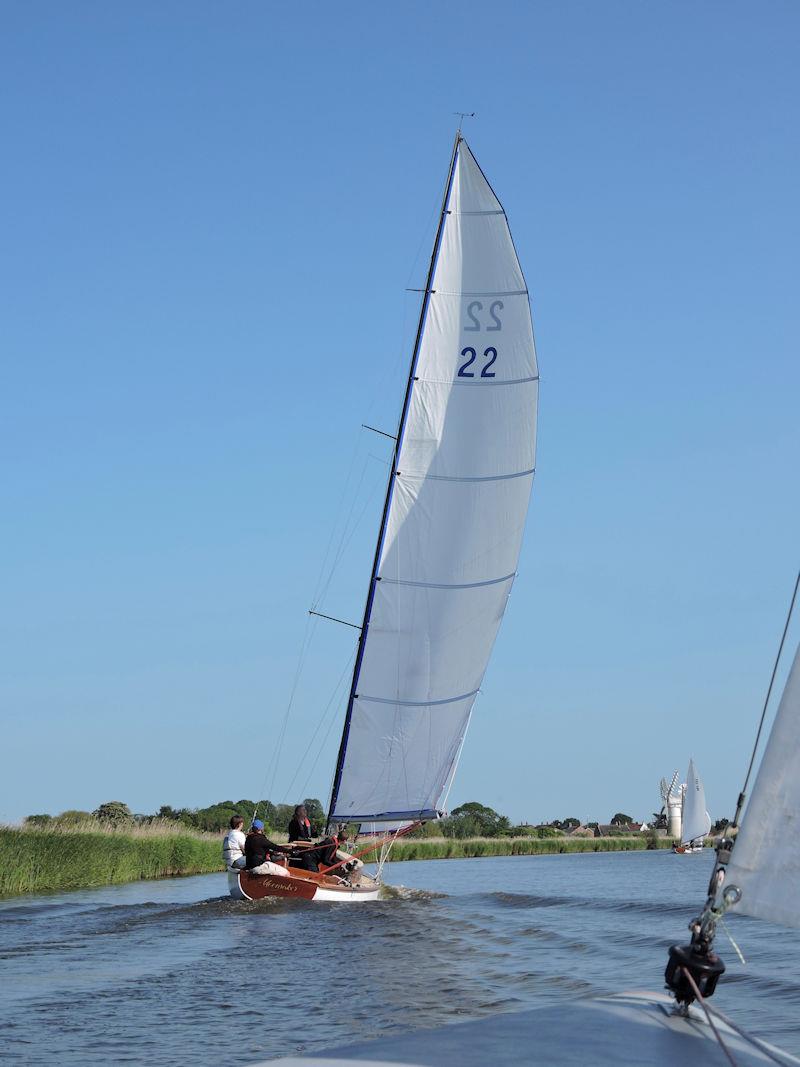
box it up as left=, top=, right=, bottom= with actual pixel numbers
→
left=672, top=759, right=711, bottom=853
left=230, top=129, right=538, bottom=902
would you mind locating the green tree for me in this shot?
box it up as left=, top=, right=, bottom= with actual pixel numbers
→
left=560, top=817, right=581, bottom=830
left=273, top=804, right=295, bottom=833
left=447, top=802, right=510, bottom=838
left=93, top=801, right=134, bottom=825
left=24, top=814, right=53, bottom=828
left=303, top=798, right=325, bottom=833
left=56, top=809, right=93, bottom=825
left=610, top=812, right=634, bottom=826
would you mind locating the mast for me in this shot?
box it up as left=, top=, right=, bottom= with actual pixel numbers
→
left=326, top=129, right=462, bottom=828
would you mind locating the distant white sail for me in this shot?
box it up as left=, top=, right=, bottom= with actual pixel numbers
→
left=329, top=139, right=538, bottom=824
left=680, top=759, right=711, bottom=846
left=727, top=642, right=800, bottom=928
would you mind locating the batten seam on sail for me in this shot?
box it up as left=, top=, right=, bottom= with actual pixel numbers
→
left=416, top=374, right=539, bottom=387
left=434, top=289, right=528, bottom=297
left=398, top=468, right=535, bottom=483
left=354, top=689, right=479, bottom=707
left=378, top=572, right=516, bottom=591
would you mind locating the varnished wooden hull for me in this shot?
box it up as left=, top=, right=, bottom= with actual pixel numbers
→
left=228, top=868, right=381, bottom=903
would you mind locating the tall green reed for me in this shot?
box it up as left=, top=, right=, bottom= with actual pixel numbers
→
left=0, top=827, right=223, bottom=896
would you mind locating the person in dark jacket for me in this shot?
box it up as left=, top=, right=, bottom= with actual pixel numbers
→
left=286, top=805, right=320, bottom=872
left=287, top=804, right=313, bottom=842
left=244, top=820, right=288, bottom=876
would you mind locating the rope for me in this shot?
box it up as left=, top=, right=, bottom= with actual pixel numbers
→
left=718, top=916, right=746, bottom=966
left=320, top=821, right=421, bottom=876
left=732, top=568, right=800, bottom=828
left=700, top=999, right=798, bottom=1067
left=680, top=967, right=738, bottom=1067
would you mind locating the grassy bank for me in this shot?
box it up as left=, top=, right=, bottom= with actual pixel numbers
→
left=365, top=835, right=677, bottom=863
left=1, top=825, right=680, bottom=897
left=0, top=824, right=223, bottom=896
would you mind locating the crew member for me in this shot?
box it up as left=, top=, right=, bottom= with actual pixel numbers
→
left=320, top=825, right=364, bottom=884
left=244, top=819, right=289, bottom=876
left=287, top=804, right=314, bottom=842
left=222, top=814, right=247, bottom=870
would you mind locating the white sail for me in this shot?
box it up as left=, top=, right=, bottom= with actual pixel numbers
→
left=680, top=759, right=711, bottom=846
left=726, top=641, right=800, bottom=927
left=330, top=138, right=538, bottom=823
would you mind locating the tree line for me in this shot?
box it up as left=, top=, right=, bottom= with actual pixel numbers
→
left=22, top=798, right=713, bottom=839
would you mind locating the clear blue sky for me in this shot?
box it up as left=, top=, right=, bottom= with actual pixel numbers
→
left=2, top=2, right=798, bottom=826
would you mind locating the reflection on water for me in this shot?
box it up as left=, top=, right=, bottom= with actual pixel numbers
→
left=0, top=851, right=798, bottom=1065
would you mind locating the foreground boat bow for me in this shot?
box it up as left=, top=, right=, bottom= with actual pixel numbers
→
left=261, top=992, right=798, bottom=1066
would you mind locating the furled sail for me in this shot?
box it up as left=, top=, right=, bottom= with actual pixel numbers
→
left=328, top=137, right=538, bottom=824
left=680, top=759, right=711, bottom=846
left=726, top=642, right=800, bottom=928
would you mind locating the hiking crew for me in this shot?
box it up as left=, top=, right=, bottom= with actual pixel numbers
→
left=319, top=826, right=364, bottom=883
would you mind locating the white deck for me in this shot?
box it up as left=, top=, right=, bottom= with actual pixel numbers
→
left=261, top=992, right=798, bottom=1066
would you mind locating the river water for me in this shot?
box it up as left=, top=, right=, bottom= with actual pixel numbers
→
left=1, top=850, right=798, bottom=1064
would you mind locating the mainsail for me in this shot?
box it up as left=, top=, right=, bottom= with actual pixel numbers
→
left=726, top=641, right=800, bottom=927
left=328, top=135, right=538, bottom=824
left=680, top=759, right=711, bottom=846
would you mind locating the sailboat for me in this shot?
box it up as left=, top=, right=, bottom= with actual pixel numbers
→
left=229, top=130, right=538, bottom=903
left=672, top=758, right=712, bottom=853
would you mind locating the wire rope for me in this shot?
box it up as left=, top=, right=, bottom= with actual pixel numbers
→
left=281, top=643, right=358, bottom=804
left=680, top=968, right=738, bottom=1067
left=732, top=568, right=800, bottom=828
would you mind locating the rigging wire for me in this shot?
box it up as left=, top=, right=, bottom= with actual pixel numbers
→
left=313, top=455, right=388, bottom=614
left=310, top=433, right=371, bottom=610
left=731, top=568, right=800, bottom=828
left=296, top=671, right=353, bottom=804
left=281, top=643, right=358, bottom=803
left=253, top=613, right=319, bottom=817
left=680, top=968, right=738, bottom=1067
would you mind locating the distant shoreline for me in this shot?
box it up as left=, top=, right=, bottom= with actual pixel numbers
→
left=0, top=826, right=684, bottom=898
left=373, top=835, right=676, bottom=863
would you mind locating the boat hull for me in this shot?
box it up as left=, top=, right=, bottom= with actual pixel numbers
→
left=228, top=869, right=381, bottom=903
left=260, top=990, right=800, bottom=1065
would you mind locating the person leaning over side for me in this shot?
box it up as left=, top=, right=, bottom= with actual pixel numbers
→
left=335, top=826, right=364, bottom=883
left=222, top=814, right=247, bottom=870
left=244, top=820, right=289, bottom=877
left=319, top=825, right=364, bottom=884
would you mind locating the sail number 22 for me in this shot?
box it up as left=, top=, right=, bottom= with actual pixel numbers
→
left=458, top=298, right=501, bottom=378
left=458, top=346, right=497, bottom=378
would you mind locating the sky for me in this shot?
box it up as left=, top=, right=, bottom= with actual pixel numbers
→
left=2, top=2, right=799, bottom=827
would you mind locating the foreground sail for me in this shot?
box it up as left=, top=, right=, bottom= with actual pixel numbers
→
left=329, top=136, right=538, bottom=825
left=679, top=759, right=711, bottom=847
left=725, top=642, right=800, bottom=927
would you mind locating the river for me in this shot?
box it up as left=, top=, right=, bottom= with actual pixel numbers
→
left=1, top=850, right=798, bottom=1064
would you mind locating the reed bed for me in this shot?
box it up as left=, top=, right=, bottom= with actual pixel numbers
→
left=0, top=825, right=223, bottom=896
left=362, top=835, right=675, bottom=863
left=1, top=823, right=678, bottom=897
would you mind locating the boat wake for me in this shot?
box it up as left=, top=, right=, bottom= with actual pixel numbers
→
left=379, top=884, right=447, bottom=902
